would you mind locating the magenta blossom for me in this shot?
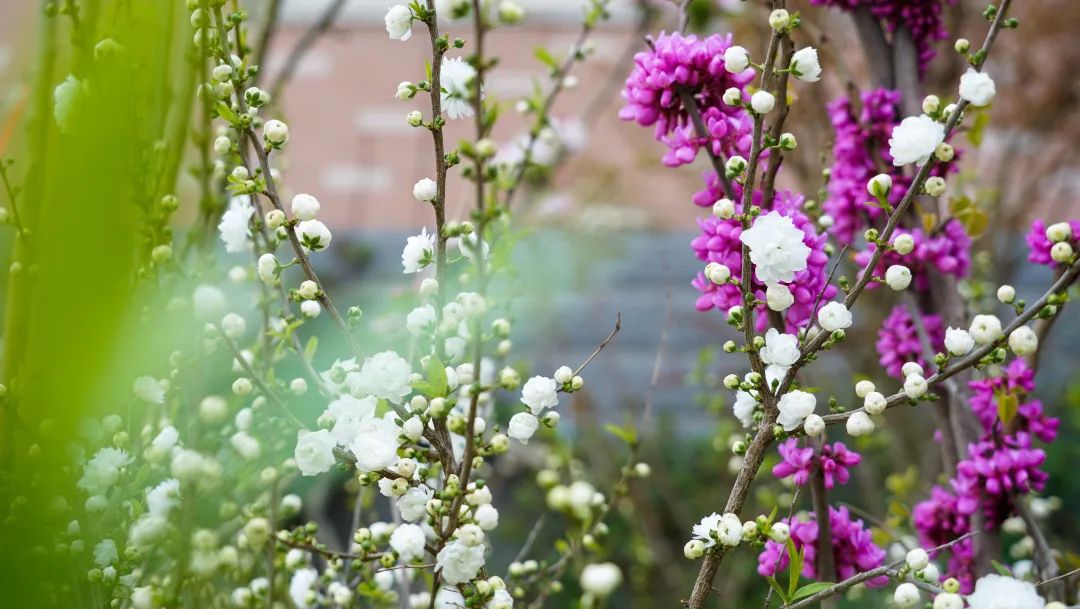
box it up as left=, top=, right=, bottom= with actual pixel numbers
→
left=772, top=439, right=862, bottom=489
left=875, top=305, right=943, bottom=379
left=619, top=32, right=756, bottom=166
left=854, top=219, right=971, bottom=291
left=758, top=506, right=888, bottom=586
left=955, top=433, right=1048, bottom=524
left=968, top=359, right=1059, bottom=443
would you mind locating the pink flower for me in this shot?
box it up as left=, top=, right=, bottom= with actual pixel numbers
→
left=758, top=506, right=888, bottom=586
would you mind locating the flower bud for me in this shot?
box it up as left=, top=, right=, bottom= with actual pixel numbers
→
left=721, top=87, right=742, bottom=106
left=778, top=133, right=797, bottom=150
left=750, top=91, right=775, bottom=114
left=723, top=374, right=740, bottom=390
left=845, top=411, right=875, bottom=436
left=867, top=173, right=892, bottom=198
left=407, top=110, right=424, bottom=127
left=1051, top=241, right=1073, bottom=263
left=713, top=198, right=735, bottom=219
left=885, top=265, right=911, bottom=290
left=725, top=156, right=747, bottom=177
left=954, top=38, right=970, bottom=53
left=892, top=233, right=915, bottom=255
left=864, top=391, right=887, bottom=415
left=1046, top=222, right=1072, bottom=243
left=705, top=262, right=731, bottom=285
left=935, top=142, right=954, bottom=162
left=803, top=414, right=825, bottom=436
left=263, top=120, right=289, bottom=145
left=768, top=8, right=791, bottom=31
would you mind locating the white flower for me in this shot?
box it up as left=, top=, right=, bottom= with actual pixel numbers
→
left=817, top=301, right=852, bottom=332
left=885, top=265, right=912, bottom=290
left=855, top=380, right=875, bottom=398
left=750, top=91, right=775, bottom=114
left=349, top=351, right=413, bottom=404
left=150, top=425, right=179, bottom=453
left=295, top=430, right=336, bottom=476
left=691, top=513, right=723, bottom=547
left=301, top=300, right=321, bottom=318
left=864, top=391, right=887, bottom=415
left=413, top=178, right=438, bottom=202
left=231, top=431, right=261, bottom=459
left=475, top=504, right=499, bottom=530
left=846, top=411, right=875, bottom=436
left=733, top=390, right=758, bottom=428
left=350, top=414, right=402, bottom=472
left=441, top=57, right=478, bottom=120
left=969, top=314, right=1002, bottom=345
left=291, top=193, right=320, bottom=221
left=257, top=253, right=279, bottom=285
left=390, top=523, right=427, bottom=561
left=94, top=539, right=118, bottom=567
left=520, top=376, right=558, bottom=413
left=766, top=283, right=794, bottom=311
left=580, top=563, right=622, bottom=597
left=902, top=362, right=924, bottom=378
left=133, top=376, right=165, bottom=404
left=716, top=513, right=742, bottom=546
left=895, top=583, right=921, bottom=608
left=398, top=485, right=434, bottom=522
left=78, top=447, right=133, bottom=495
left=904, top=374, right=928, bottom=399
left=889, top=114, right=945, bottom=166
left=221, top=312, right=246, bottom=339
left=326, top=394, right=378, bottom=444
left=217, top=196, right=255, bottom=253
left=777, top=390, right=816, bottom=431
left=790, top=47, right=821, bottom=82
left=803, top=414, right=825, bottom=436
left=385, top=5, right=413, bottom=41
left=760, top=329, right=800, bottom=368
left=997, top=285, right=1016, bottom=304
left=508, top=412, right=539, bottom=444
left=1008, top=326, right=1038, bottom=356
left=402, top=228, right=436, bottom=274
left=435, top=539, right=486, bottom=584
left=958, top=69, right=996, bottom=107
left=945, top=327, right=975, bottom=356
left=723, top=46, right=749, bottom=73
left=406, top=305, right=437, bottom=336
left=966, top=574, right=1045, bottom=609
left=295, top=219, right=332, bottom=252
left=131, top=587, right=156, bottom=609
left=289, top=568, right=318, bottom=608
left=740, top=211, right=811, bottom=285
left=146, top=478, right=180, bottom=517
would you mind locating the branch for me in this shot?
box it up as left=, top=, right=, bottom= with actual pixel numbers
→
left=1016, top=496, right=1063, bottom=601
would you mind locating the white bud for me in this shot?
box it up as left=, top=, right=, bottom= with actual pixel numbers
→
left=723, top=374, right=740, bottom=390
left=705, top=262, right=731, bottom=285
left=298, top=280, right=319, bottom=300
left=1008, top=325, right=1038, bottom=356
left=863, top=391, right=887, bottom=415
left=713, top=198, right=735, bottom=219
left=854, top=380, right=875, bottom=398
left=221, top=313, right=246, bottom=339
left=684, top=539, right=705, bottom=559
left=935, top=142, right=955, bottom=162
left=407, top=110, right=423, bottom=127
left=750, top=91, right=775, bottom=114
left=996, top=285, right=1016, bottom=304
left=894, top=582, right=921, bottom=608
left=944, top=327, right=974, bottom=356
left=413, top=178, right=437, bottom=202
left=892, top=234, right=915, bottom=255
left=300, top=300, right=321, bottom=318
left=553, top=366, right=573, bottom=385
left=1046, top=222, right=1072, bottom=243
left=290, top=378, right=308, bottom=395
left=924, top=176, right=946, bottom=197
left=885, top=265, right=911, bottom=290
left=291, top=194, right=320, bottom=221
left=846, top=411, right=875, bottom=436
left=768, top=8, right=791, bottom=31
left=213, top=135, right=231, bottom=156
left=903, top=374, right=928, bottom=399
left=725, top=156, right=747, bottom=176
left=867, top=173, right=892, bottom=198
left=921, top=95, right=940, bottom=115
left=722, top=87, right=742, bottom=106
left=262, top=119, right=289, bottom=145
left=803, top=414, right=825, bottom=437
left=395, top=81, right=414, bottom=100
left=723, top=47, right=749, bottom=74
left=766, top=283, right=794, bottom=312
left=933, top=592, right=963, bottom=609
left=906, top=548, right=930, bottom=571
left=1050, top=241, right=1073, bottom=263
left=901, top=362, right=924, bottom=378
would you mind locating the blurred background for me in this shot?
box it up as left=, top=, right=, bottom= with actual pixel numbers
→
left=0, top=0, right=1078, bottom=606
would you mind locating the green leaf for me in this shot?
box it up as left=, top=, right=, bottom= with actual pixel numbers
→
left=426, top=354, right=448, bottom=397
left=791, top=581, right=834, bottom=601
left=991, top=559, right=1012, bottom=576
left=766, top=576, right=790, bottom=604
left=603, top=423, right=637, bottom=446
left=303, top=336, right=318, bottom=362
left=534, top=47, right=558, bottom=69
left=787, top=539, right=803, bottom=597
left=968, top=109, right=990, bottom=148
left=998, top=392, right=1019, bottom=425
left=216, top=102, right=239, bottom=125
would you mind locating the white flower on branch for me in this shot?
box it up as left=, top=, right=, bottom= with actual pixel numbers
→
left=217, top=196, right=255, bottom=253
left=958, top=68, right=996, bottom=107
left=766, top=283, right=794, bottom=311
left=885, top=264, right=912, bottom=290
left=803, top=413, right=825, bottom=436
left=384, top=5, right=413, bottom=41
left=733, top=390, right=758, bottom=428
left=441, top=57, right=478, bottom=120
left=390, top=523, right=427, bottom=562
left=846, top=410, right=875, bottom=436
left=580, top=563, right=623, bottom=597
left=263, top=119, right=289, bottom=145
left=350, top=414, right=401, bottom=472
left=397, top=484, right=434, bottom=522
left=969, top=314, right=1003, bottom=345
left=750, top=91, right=775, bottom=114
left=520, top=375, right=558, bottom=413
left=348, top=351, right=412, bottom=404
left=294, top=429, right=336, bottom=476
left=723, top=46, right=749, bottom=74
left=295, top=219, right=332, bottom=252
left=740, top=211, right=811, bottom=285
left=777, top=390, right=816, bottom=431
left=508, top=411, right=539, bottom=444
left=1008, top=325, right=1038, bottom=356
left=894, top=583, right=921, bottom=608
left=966, top=574, right=1046, bottom=609
left=288, top=567, right=318, bottom=608
left=435, top=539, right=486, bottom=584
left=291, top=193, right=320, bottom=221
left=402, top=227, right=436, bottom=274
left=760, top=328, right=799, bottom=368
left=789, top=47, right=821, bottom=82
left=889, top=114, right=945, bottom=166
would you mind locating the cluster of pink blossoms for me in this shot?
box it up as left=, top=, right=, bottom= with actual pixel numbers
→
left=874, top=305, right=944, bottom=379
left=1026, top=219, right=1080, bottom=269
left=619, top=32, right=756, bottom=167
left=771, top=439, right=862, bottom=489
left=690, top=192, right=835, bottom=331
left=808, top=0, right=955, bottom=73
left=855, top=219, right=971, bottom=291
left=758, top=506, right=889, bottom=586
left=912, top=361, right=1058, bottom=592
